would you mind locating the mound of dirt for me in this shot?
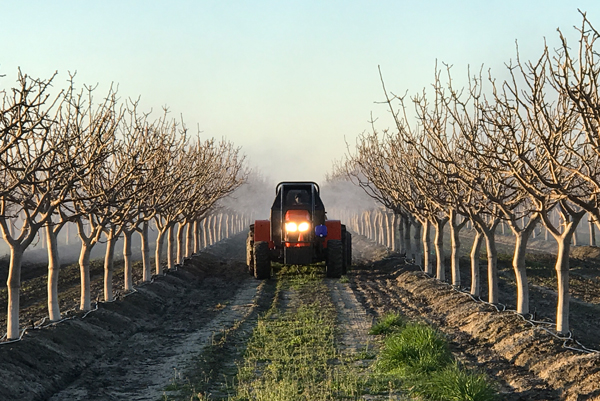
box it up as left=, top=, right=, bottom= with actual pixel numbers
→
left=571, top=245, right=600, bottom=261
left=349, top=248, right=600, bottom=401
left=395, top=271, right=600, bottom=401
left=0, top=235, right=250, bottom=401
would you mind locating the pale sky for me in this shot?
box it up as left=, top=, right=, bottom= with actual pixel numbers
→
left=2, top=1, right=599, bottom=186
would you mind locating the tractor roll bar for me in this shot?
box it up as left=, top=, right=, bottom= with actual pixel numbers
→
left=275, top=181, right=320, bottom=195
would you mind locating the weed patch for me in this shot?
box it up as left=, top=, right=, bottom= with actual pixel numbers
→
left=369, top=311, right=405, bottom=335
left=374, top=318, right=497, bottom=401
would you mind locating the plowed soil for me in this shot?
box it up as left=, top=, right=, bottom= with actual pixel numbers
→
left=0, top=232, right=599, bottom=400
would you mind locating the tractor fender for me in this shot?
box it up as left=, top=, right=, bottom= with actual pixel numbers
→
left=324, top=220, right=342, bottom=247
left=254, top=220, right=271, bottom=242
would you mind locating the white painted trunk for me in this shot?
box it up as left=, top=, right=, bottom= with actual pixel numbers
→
left=449, top=210, right=461, bottom=287
left=512, top=233, right=530, bottom=314
left=176, top=222, right=184, bottom=264
left=484, top=231, right=499, bottom=304
left=79, top=244, right=92, bottom=311
left=155, top=229, right=166, bottom=275
left=168, top=225, right=175, bottom=270
left=6, top=246, right=24, bottom=340
left=46, top=224, right=61, bottom=321
left=470, top=230, right=483, bottom=297
left=123, top=231, right=133, bottom=291
left=555, top=236, right=571, bottom=335
left=193, top=220, right=200, bottom=254
left=434, top=219, right=446, bottom=281
left=391, top=214, right=398, bottom=251
left=141, top=221, right=151, bottom=282
left=398, top=214, right=405, bottom=254
left=185, top=222, right=193, bottom=257
left=202, top=219, right=208, bottom=248
left=422, top=220, right=432, bottom=275
left=104, top=234, right=117, bottom=302
left=404, top=217, right=412, bottom=258
left=225, top=214, right=231, bottom=238
left=217, top=214, right=223, bottom=242
left=413, top=221, right=422, bottom=266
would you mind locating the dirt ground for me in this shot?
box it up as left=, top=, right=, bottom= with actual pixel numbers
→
left=0, top=235, right=257, bottom=401
left=0, top=232, right=599, bottom=400
left=350, top=233, right=600, bottom=401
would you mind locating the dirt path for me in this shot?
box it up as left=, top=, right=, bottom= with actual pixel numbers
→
left=327, top=280, right=371, bottom=355
left=48, top=280, right=264, bottom=401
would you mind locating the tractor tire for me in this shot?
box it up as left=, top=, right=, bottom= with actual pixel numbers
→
left=326, top=239, right=343, bottom=278
left=246, top=228, right=254, bottom=276
left=341, top=228, right=348, bottom=274
left=253, top=241, right=271, bottom=280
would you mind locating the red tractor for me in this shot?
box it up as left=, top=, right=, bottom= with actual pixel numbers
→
left=246, top=181, right=351, bottom=279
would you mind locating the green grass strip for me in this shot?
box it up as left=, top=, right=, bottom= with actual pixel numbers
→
left=231, top=265, right=369, bottom=401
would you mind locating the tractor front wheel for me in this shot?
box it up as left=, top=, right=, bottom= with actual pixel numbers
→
left=326, top=239, right=343, bottom=278
left=253, top=241, right=271, bottom=279
left=246, top=228, right=254, bottom=276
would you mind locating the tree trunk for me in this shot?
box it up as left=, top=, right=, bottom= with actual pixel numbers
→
left=413, top=220, right=422, bottom=266
left=193, top=219, right=200, bottom=254
left=470, top=228, right=483, bottom=297
left=6, top=245, right=24, bottom=340
left=225, top=213, right=231, bottom=238
left=422, top=220, right=432, bottom=275
left=185, top=221, right=193, bottom=257
left=123, top=230, right=133, bottom=291
left=434, top=218, right=447, bottom=281
left=209, top=216, right=216, bottom=246
left=104, top=231, right=117, bottom=302
left=46, top=224, right=62, bottom=321
left=202, top=218, right=208, bottom=248
left=512, top=231, right=532, bottom=313
left=155, top=229, right=166, bottom=275
left=404, top=217, right=412, bottom=258
left=79, top=243, right=92, bottom=311
left=484, top=228, right=499, bottom=304
left=65, top=223, right=70, bottom=245
left=168, top=225, right=175, bottom=270
left=176, top=222, right=185, bottom=265
left=398, top=214, right=405, bottom=254
left=391, top=213, right=398, bottom=252
left=449, top=209, right=461, bottom=287
left=589, top=217, right=596, bottom=246
left=550, top=211, right=584, bottom=335
left=555, top=236, right=571, bottom=335
left=141, top=221, right=151, bottom=282
left=217, top=213, right=223, bottom=242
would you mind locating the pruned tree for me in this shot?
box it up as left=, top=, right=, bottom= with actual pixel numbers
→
left=44, top=77, right=116, bottom=320
left=67, top=84, right=124, bottom=311
left=0, top=71, right=73, bottom=338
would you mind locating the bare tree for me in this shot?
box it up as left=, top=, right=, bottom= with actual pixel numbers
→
left=0, top=71, right=71, bottom=339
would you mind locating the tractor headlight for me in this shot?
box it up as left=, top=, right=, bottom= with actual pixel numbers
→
left=285, top=222, right=298, bottom=232
left=298, top=222, right=310, bottom=232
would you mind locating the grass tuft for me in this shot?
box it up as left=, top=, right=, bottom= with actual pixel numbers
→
left=414, top=363, right=498, bottom=401
left=376, top=322, right=452, bottom=376
left=369, top=312, right=406, bottom=335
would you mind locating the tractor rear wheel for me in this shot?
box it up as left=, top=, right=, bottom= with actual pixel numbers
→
left=246, top=227, right=254, bottom=275
left=326, top=239, right=343, bottom=278
left=253, top=241, right=271, bottom=279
